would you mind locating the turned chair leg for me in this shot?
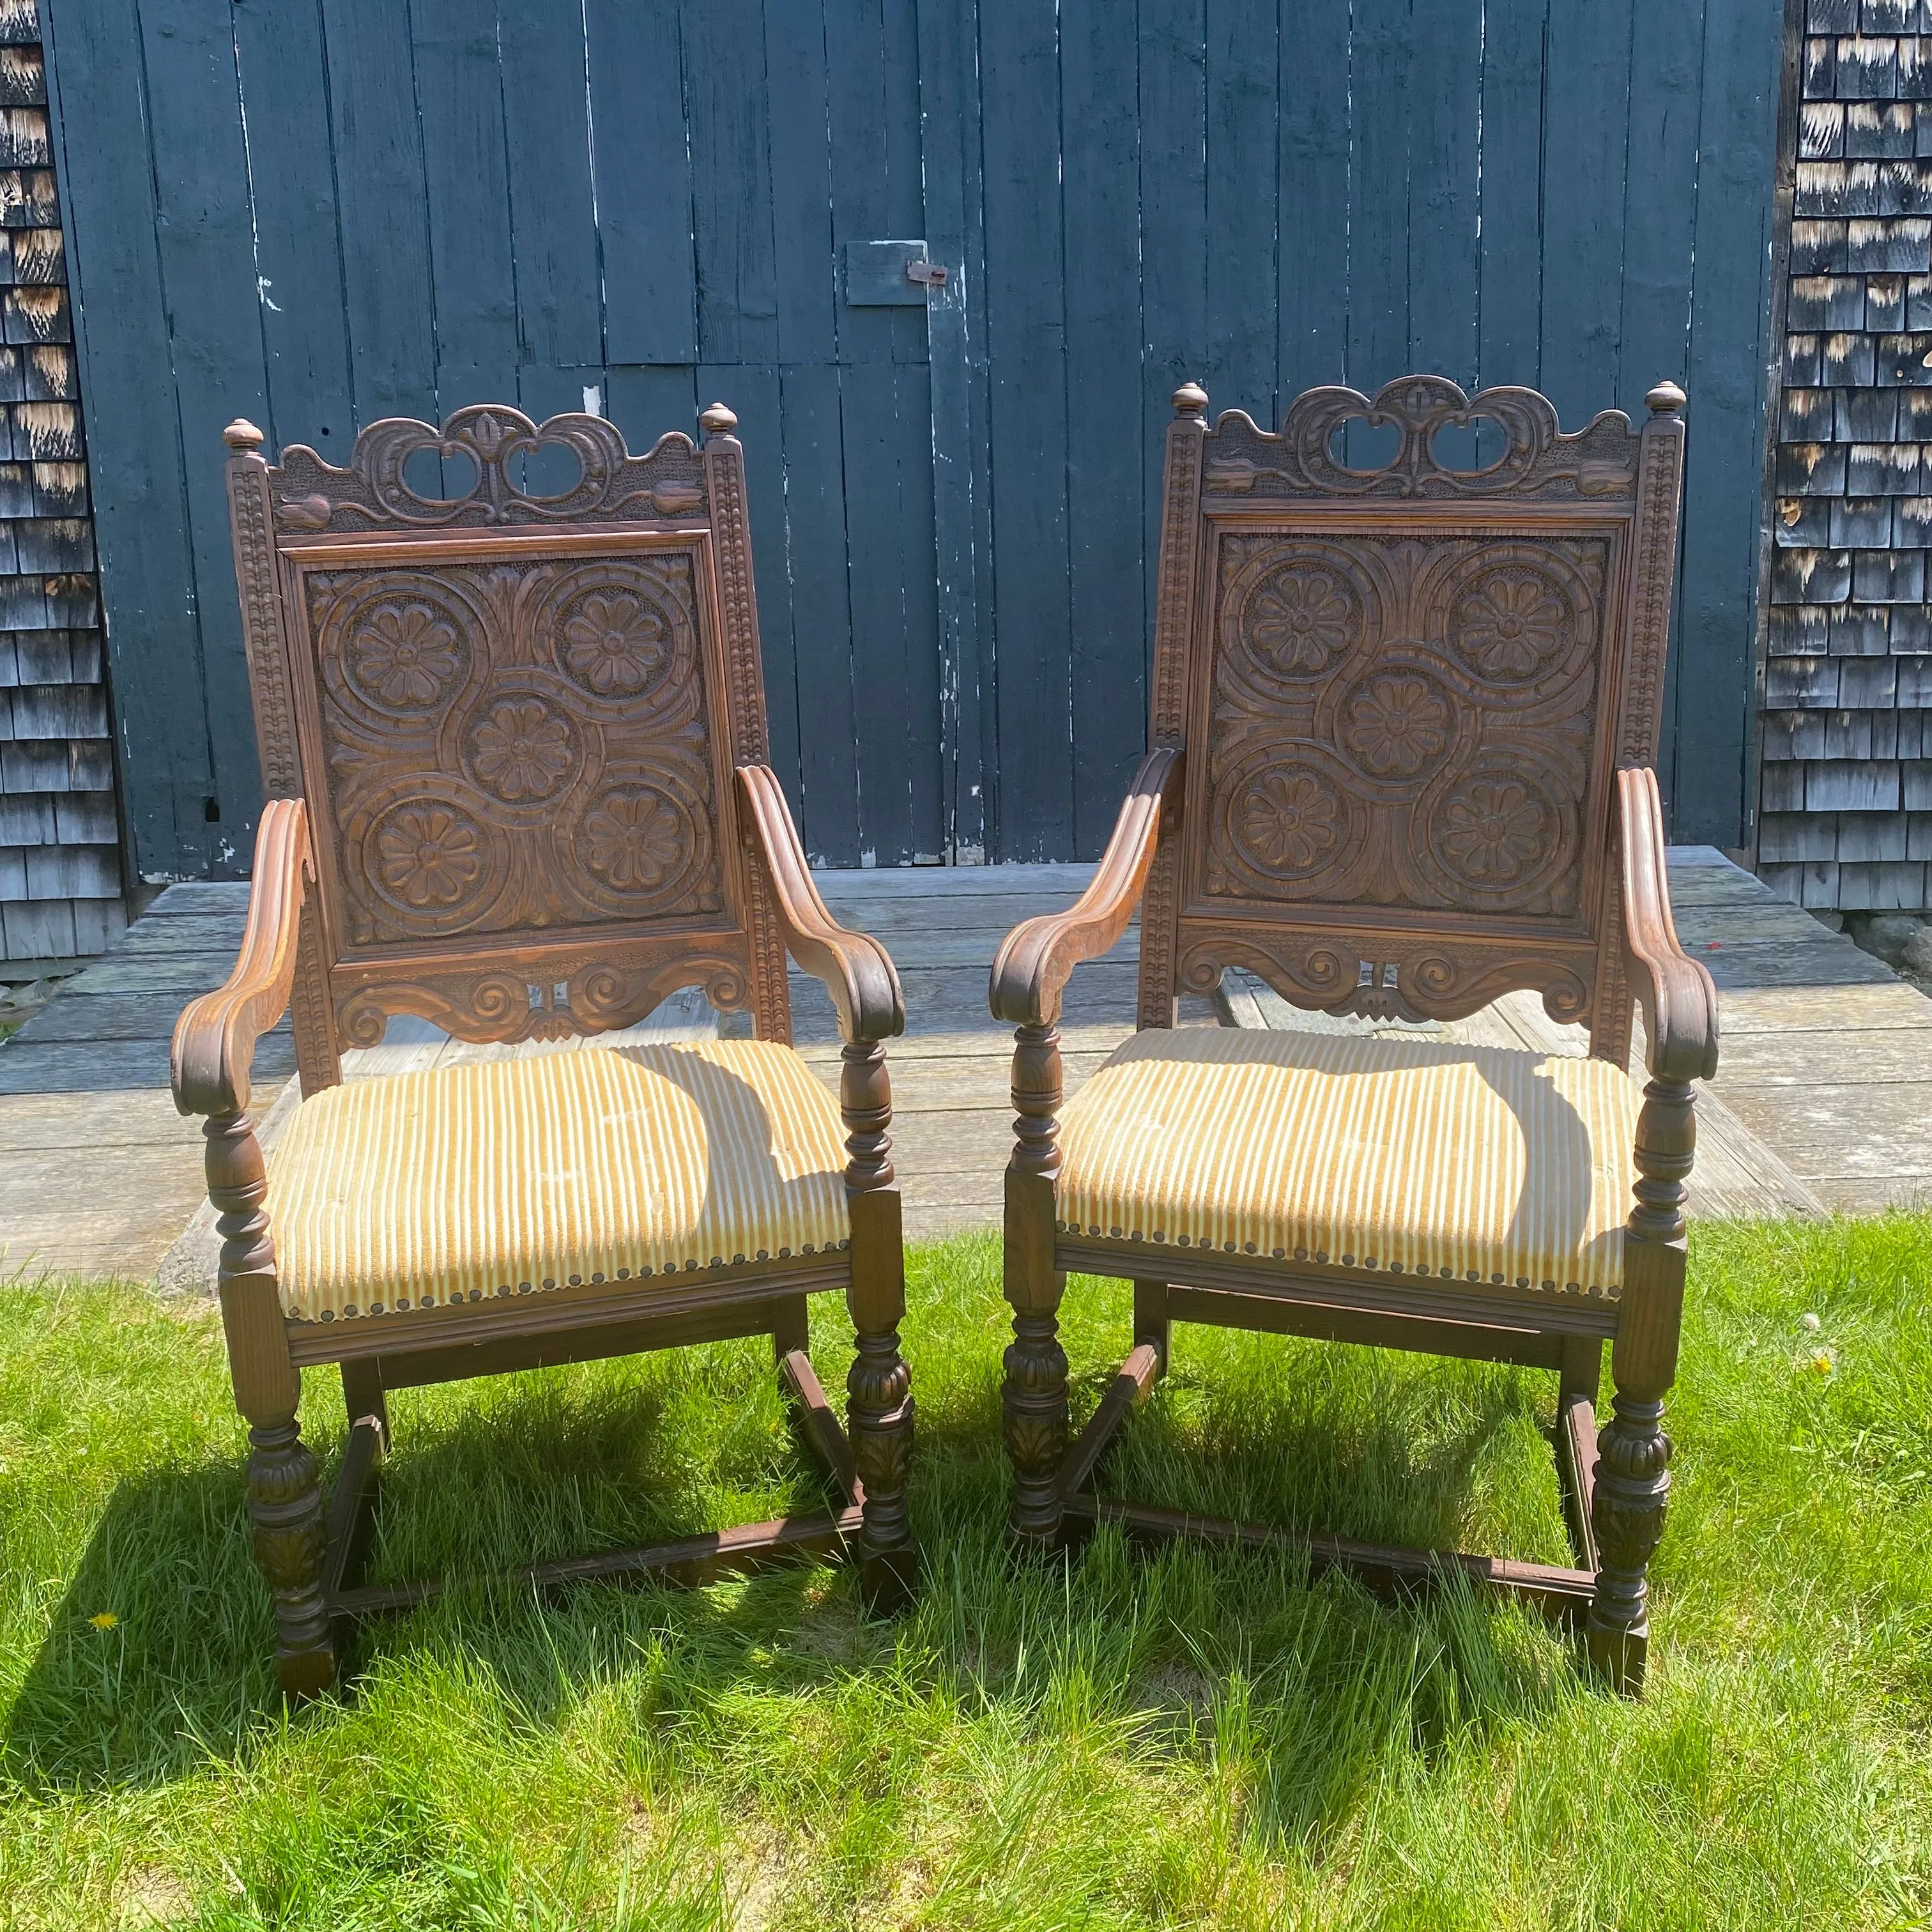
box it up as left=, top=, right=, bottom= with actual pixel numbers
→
left=1003, top=1280, right=1070, bottom=1550
left=842, top=1044, right=916, bottom=1611
left=1589, top=1073, right=1692, bottom=1697
left=1004, top=1022, right=1070, bottom=1552
left=846, top=1188, right=915, bottom=1611
left=1587, top=1384, right=1671, bottom=1694
left=246, top=1408, right=334, bottom=1698
left=207, top=1110, right=335, bottom=1698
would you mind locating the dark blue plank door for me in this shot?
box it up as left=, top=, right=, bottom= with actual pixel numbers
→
left=45, top=0, right=1782, bottom=880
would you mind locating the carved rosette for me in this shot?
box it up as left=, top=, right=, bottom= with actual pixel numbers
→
left=367, top=799, right=491, bottom=915
left=1216, top=539, right=1381, bottom=705
left=578, top=783, right=702, bottom=893
left=555, top=584, right=671, bottom=697
left=1446, top=560, right=1574, bottom=684
left=305, top=549, right=724, bottom=951
left=1213, top=751, right=1364, bottom=900
left=1199, top=531, right=1604, bottom=923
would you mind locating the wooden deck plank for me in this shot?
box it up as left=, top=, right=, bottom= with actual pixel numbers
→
left=0, top=1038, right=297, bottom=1095
left=0, top=1087, right=201, bottom=1151
left=801, top=892, right=1124, bottom=933
left=1715, top=1082, right=1932, bottom=1182
left=789, top=963, right=1142, bottom=1050
left=1711, top=1026, right=1932, bottom=1084
left=1690, top=1089, right=1827, bottom=1217
left=816, top=862, right=1101, bottom=899
left=1671, top=902, right=1842, bottom=944
left=1659, top=869, right=1778, bottom=907
left=19, top=993, right=285, bottom=1044
left=134, top=882, right=252, bottom=917
left=1715, top=982, right=1932, bottom=1033
left=795, top=928, right=1138, bottom=970
left=21, top=957, right=265, bottom=997
left=1697, top=940, right=1899, bottom=990
left=0, top=1243, right=193, bottom=1284
left=109, top=914, right=248, bottom=956
left=1810, top=1178, right=1932, bottom=1215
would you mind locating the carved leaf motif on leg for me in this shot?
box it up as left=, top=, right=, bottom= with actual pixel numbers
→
left=246, top=1417, right=333, bottom=1691
left=847, top=1325, right=914, bottom=1611
left=1003, top=1312, right=1070, bottom=1547
left=1588, top=1393, right=1672, bottom=1693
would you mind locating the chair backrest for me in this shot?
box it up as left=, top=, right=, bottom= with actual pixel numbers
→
left=1135, top=374, right=1687, bottom=1064
left=224, top=402, right=793, bottom=1091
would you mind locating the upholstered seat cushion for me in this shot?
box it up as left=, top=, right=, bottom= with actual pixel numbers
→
left=265, top=1039, right=850, bottom=1323
left=1055, top=1028, right=1641, bottom=1299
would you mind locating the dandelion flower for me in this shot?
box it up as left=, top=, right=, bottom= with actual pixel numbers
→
left=89, top=1612, right=118, bottom=1630
left=1801, top=1312, right=1821, bottom=1333
left=1811, top=1351, right=1834, bottom=1376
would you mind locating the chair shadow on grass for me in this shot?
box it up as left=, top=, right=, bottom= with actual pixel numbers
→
left=6, top=1310, right=1575, bottom=1855
left=2, top=1357, right=818, bottom=1791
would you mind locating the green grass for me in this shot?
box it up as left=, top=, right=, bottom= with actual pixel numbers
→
left=1, top=1216, right=1929, bottom=1929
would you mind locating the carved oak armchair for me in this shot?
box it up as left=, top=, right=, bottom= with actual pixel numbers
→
left=990, top=376, right=1717, bottom=1694
left=172, top=403, right=914, bottom=1696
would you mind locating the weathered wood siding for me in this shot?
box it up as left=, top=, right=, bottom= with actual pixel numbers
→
left=42, top=0, right=1782, bottom=874
left=0, top=0, right=118, bottom=960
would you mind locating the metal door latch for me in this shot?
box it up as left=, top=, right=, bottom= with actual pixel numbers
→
left=844, top=240, right=946, bottom=305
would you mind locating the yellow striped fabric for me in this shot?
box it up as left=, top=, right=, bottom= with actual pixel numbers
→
left=1056, top=1029, right=1640, bottom=1298
left=266, top=1039, right=850, bottom=1323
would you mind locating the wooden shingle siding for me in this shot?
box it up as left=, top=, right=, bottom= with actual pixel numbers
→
left=0, top=0, right=116, bottom=962
left=1764, top=0, right=1932, bottom=910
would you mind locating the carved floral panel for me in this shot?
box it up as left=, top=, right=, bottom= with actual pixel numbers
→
left=1199, top=531, right=1611, bottom=919
left=303, top=549, right=724, bottom=947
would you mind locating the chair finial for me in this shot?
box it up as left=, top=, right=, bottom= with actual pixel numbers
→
left=1645, top=381, right=1686, bottom=416
left=700, top=401, right=739, bottom=440
left=224, top=418, right=264, bottom=453
left=1172, top=382, right=1209, bottom=418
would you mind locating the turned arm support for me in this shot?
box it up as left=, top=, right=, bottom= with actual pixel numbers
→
left=1615, top=765, right=1719, bottom=1085
left=990, top=746, right=1181, bottom=1029
left=172, top=797, right=315, bottom=1121
left=736, top=763, right=905, bottom=1046
left=1611, top=765, right=1714, bottom=1403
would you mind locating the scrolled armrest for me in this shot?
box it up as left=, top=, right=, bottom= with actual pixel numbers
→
left=1616, top=764, right=1719, bottom=1084
left=171, top=796, right=315, bottom=1119
left=990, top=746, right=1181, bottom=1027
left=736, top=764, right=905, bottom=1043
